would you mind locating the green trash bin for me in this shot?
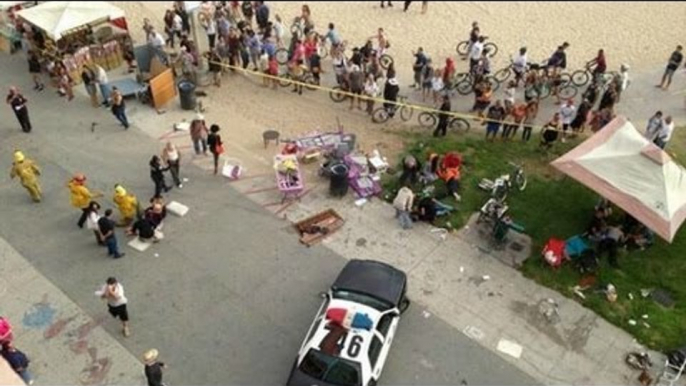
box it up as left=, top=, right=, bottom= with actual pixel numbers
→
left=178, top=80, right=196, bottom=110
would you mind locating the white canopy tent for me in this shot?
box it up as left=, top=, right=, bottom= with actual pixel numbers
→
left=16, top=1, right=125, bottom=40
left=551, top=116, right=686, bottom=243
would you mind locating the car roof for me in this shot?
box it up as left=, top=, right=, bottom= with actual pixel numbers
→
left=304, top=299, right=381, bottom=383
left=332, top=260, right=407, bottom=307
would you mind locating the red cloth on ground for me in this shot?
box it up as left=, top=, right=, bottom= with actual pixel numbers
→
left=542, top=238, right=566, bottom=268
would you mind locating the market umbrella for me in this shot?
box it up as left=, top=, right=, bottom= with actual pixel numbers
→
left=16, top=1, right=125, bottom=40
left=551, top=116, right=686, bottom=242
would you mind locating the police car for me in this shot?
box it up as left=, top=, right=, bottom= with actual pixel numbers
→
left=287, top=260, right=410, bottom=386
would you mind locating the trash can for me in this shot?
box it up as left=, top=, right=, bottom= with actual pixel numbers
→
left=329, top=163, right=349, bottom=197
left=178, top=80, right=196, bottom=110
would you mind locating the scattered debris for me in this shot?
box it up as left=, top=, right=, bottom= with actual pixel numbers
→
left=167, top=201, right=189, bottom=217
left=651, top=289, right=675, bottom=308
left=354, top=198, right=367, bottom=207
left=628, top=292, right=634, bottom=301
left=482, top=275, right=491, bottom=281
left=606, top=284, right=618, bottom=303
left=430, top=228, right=448, bottom=241
left=496, top=339, right=523, bottom=359
left=572, top=285, right=587, bottom=300
left=628, top=320, right=637, bottom=326
left=294, top=209, right=345, bottom=247
left=459, top=266, right=465, bottom=273
left=463, top=326, right=485, bottom=341
left=539, top=298, right=560, bottom=323
left=182, top=178, right=189, bottom=183
left=640, top=289, right=652, bottom=298
left=642, top=322, right=650, bottom=329
left=422, top=310, right=431, bottom=319
left=154, top=253, right=159, bottom=258
left=642, top=314, right=649, bottom=320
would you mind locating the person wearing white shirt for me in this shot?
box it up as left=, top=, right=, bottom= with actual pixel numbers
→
left=559, top=99, right=576, bottom=142
left=94, top=64, right=110, bottom=106
left=172, top=13, right=183, bottom=34
left=363, top=74, right=379, bottom=115
left=512, top=47, right=528, bottom=86
left=148, top=30, right=165, bottom=49
left=393, top=186, right=415, bottom=230
left=96, top=277, right=130, bottom=337
left=469, top=37, right=485, bottom=73
left=655, top=116, right=674, bottom=149
left=616, top=64, right=630, bottom=102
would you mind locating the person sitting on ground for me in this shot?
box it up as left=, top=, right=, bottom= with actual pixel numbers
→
left=144, top=197, right=167, bottom=230
left=597, top=225, right=624, bottom=268
left=436, top=152, right=462, bottom=202
left=127, top=216, right=161, bottom=243
left=399, top=154, right=422, bottom=187
left=419, top=153, right=440, bottom=185
left=412, top=195, right=455, bottom=224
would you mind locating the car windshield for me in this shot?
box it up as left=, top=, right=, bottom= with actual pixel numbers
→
left=332, top=289, right=392, bottom=312
left=299, top=349, right=361, bottom=386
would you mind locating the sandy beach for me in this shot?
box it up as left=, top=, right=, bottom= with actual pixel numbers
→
left=115, top=1, right=686, bottom=72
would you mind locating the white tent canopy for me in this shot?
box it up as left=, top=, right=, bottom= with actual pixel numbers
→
left=551, top=116, right=686, bottom=242
left=16, top=1, right=125, bottom=40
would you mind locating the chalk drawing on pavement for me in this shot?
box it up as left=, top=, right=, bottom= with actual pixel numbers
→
left=44, top=315, right=77, bottom=340
left=78, top=347, right=111, bottom=386
left=22, top=294, right=56, bottom=329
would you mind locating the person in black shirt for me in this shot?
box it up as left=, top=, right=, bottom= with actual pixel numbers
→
left=2, top=341, right=33, bottom=385
left=433, top=95, right=451, bottom=137
left=149, top=155, right=170, bottom=197
left=98, top=209, right=124, bottom=258
left=143, top=349, right=167, bottom=386
left=207, top=124, right=223, bottom=175
left=6, top=87, right=32, bottom=133
left=128, top=217, right=156, bottom=241
left=658, top=45, right=683, bottom=90
left=82, top=65, right=99, bottom=107
left=383, top=77, right=400, bottom=117
left=27, top=51, right=44, bottom=91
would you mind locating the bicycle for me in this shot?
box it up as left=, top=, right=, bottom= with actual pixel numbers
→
left=456, top=37, right=498, bottom=58
left=417, top=110, right=471, bottom=133
left=277, top=71, right=318, bottom=91
left=371, top=95, right=414, bottom=123
left=526, top=66, right=575, bottom=100
left=454, top=73, right=500, bottom=95
left=477, top=162, right=527, bottom=203
left=570, top=63, right=619, bottom=87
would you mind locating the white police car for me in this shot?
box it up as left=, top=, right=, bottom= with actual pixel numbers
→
left=287, top=260, right=410, bottom=386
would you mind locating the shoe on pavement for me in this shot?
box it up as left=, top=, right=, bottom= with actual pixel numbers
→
left=178, top=184, right=183, bottom=189
left=114, top=253, right=125, bottom=259
left=123, top=326, right=130, bottom=337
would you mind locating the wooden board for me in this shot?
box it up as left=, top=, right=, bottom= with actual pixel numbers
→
left=294, top=209, right=345, bottom=247
left=149, top=68, right=176, bottom=109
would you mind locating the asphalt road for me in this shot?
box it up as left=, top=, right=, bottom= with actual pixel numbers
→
left=0, top=53, right=536, bottom=385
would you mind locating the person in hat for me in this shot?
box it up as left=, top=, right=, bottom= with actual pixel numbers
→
left=6, top=87, right=32, bottom=133
left=96, top=277, right=129, bottom=336
left=143, top=349, right=167, bottom=386
left=9, top=150, right=41, bottom=203
left=383, top=76, right=400, bottom=117
left=112, top=184, right=138, bottom=227
left=190, top=113, right=209, bottom=156
left=68, top=173, right=102, bottom=228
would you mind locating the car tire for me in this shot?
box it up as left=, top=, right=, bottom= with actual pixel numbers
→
left=399, top=298, right=411, bottom=314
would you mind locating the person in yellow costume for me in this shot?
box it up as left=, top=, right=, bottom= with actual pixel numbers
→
left=9, top=150, right=41, bottom=202
left=68, top=173, right=102, bottom=228
left=113, top=184, right=138, bottom=226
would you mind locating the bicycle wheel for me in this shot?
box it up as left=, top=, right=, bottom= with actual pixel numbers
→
left=400, top=105, right=414, bottom=122
left=329, top=86, right=348, bottom=103
left=278, top=75, right=292, bottom=88
left=514, top=171, right=527, bottom=191
left=418, top=112, right=437, bottom=128
left=558, top=84, right=578, bottom=99
left=372, top=107, right=390, bottom=124
left=379, top=54, right=394, bottom=70
left=485, top=75, right=500, bottom=92
left=289, top=24, right=302, bottom=37
left=456, top=40, right=469, bottom=56
left=559, top=72, right=572, bottom=87
left=571, top=70, right=589, bottom=87
left=318, top=44, right=329, bottom=60
left=449, top=117, right=470, bottom=132
left=493, top=67, right=512, bottom=83
left=484, top=42, right=499, bottom=58
left=454, top=72, right=470, bottom=84
left=456, top=79, right=474, bottom=95
left=303, top=74, right=318, bottom=91
left=275, top=48, right=289, bottom=65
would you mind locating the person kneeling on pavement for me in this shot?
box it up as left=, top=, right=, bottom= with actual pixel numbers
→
left=392, top=184, right=415, bottom=230
left=127, top=216, right=163, bottom=243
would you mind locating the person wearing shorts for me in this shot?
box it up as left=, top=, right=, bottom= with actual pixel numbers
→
left=540, top=113, right=561, bottom=150
left=349, top=64, right=365, bottom=109
left=658, top=45, right=683, bottom=90
left=484, top=100, right=505, bottom=140
left=97, top=277, right=130, bottom=337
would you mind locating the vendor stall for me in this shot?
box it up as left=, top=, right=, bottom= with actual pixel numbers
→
left=16, top=2, right=131, bottom=83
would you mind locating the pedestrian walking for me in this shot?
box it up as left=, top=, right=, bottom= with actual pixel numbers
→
left=657, top=45, right=683, bottom=90
left=380, top=1, right=393, bottom=8
left=654, top=116, right=674, bottom=149
left=27, top=51, right=44, bottom=91
left=433, top=95, right=451, bottom=137
left=1, top=341, right=34, bottom=385
left=190, top=113, right=209, bottom=155
left=85, top=201, right=104, bottom=246
left=615, top=64, right=630, bottom=102
left=81, top=65, right=99, bottom=107
left=207, top=124, right=224, bottom=175
left=6, top=87, right=32, bottom=133
left=97, top=209, right=125, bottom=258
left=403, top=1, right=412, bottom=11
left=96, top=277, right=129, bottom=336
left=94, top=64, right=110, bottom=106
left=644, top=111, right=663, bottom=142
left=143, top=349, right=167, bottom=386
left=150, top=155, right=171, bottom=197
left=9, top=150, right=41, bottom=203
left=162, top=142, right=183, bottom=188
left=68, top=173, right=102, bottom=228
left=112, top=184, right=138, bottom=227
left=57, top=67, right=74, bottom=101
left=110, top=87, right=129, bottom=129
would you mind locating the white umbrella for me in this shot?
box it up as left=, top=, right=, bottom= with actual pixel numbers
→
left=17, top=1, right=125, bottom=40
left=551, top=116, right=686, bottom=242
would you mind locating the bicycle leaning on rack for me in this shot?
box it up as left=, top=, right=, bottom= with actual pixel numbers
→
left=477, top=162, right=527, bottom=203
